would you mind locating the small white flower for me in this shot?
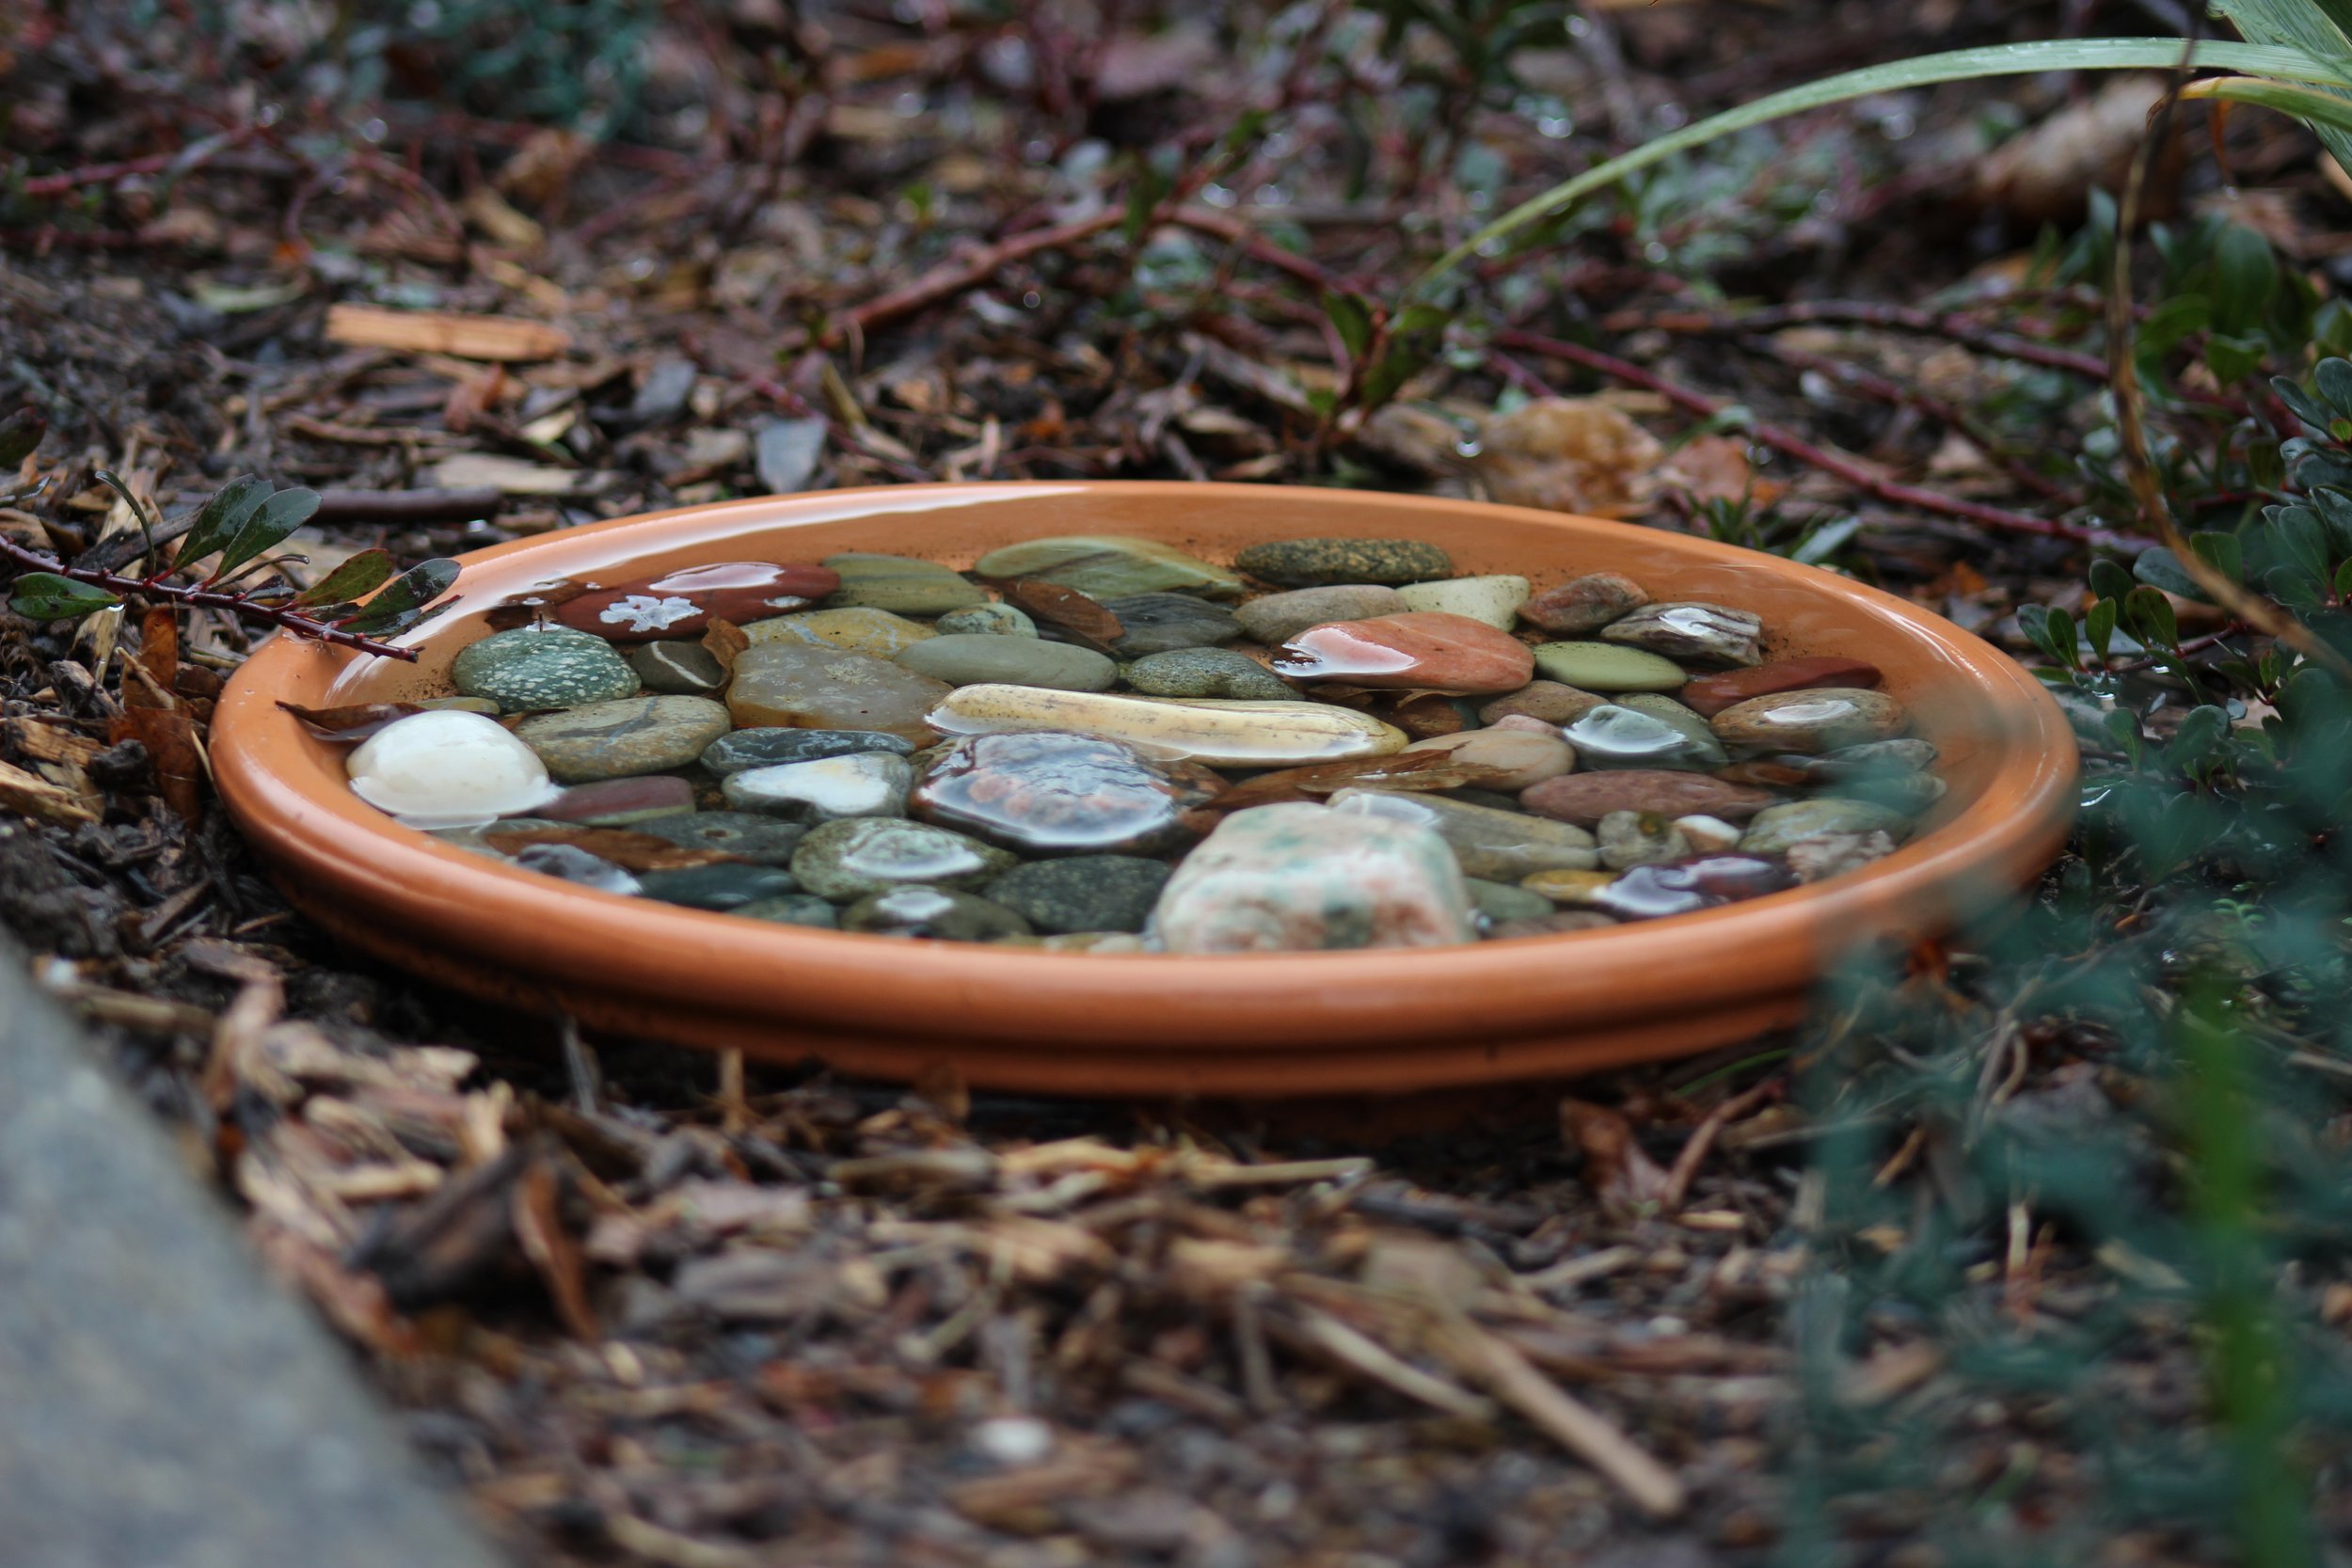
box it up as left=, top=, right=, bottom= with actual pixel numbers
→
left=600, top=594, right=700, bottom=633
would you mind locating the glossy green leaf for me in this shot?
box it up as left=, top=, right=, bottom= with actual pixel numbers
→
left=2123, top=586, right=2179, bottom=651
left=1322, top=291, right=1376, bottom=366
left=2319, top=357, right=2352, bottom=420
left=2213, top=224, right=2279, bottom=337
left=178, top=475, right=271, bottom=570
left=2134, top=546, right=2212, bottom=603
left=290, top=548, right=397, bottom=609
left=216, top=486, right=321, bottom=578
left=334, top=558, right=460, bottom=637
left=2190, top=530, right=2245, bottom=583
left=2086, top=595, right=2119, bottom=662
left=2089, top=558, right=2136, bottom=604
left=8, top=572, right=121, bottom=621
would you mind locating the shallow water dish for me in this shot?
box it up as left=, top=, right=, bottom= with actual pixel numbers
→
left=213, top=483, right=2075, bottom=1096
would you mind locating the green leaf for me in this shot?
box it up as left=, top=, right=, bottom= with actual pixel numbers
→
left=0, top=407, right=44, bottom=467
left=8, top=572, right=121, bottom=621
left=2137, top=294, right=2210, bottom=358
left=1322, top=291, right=1376, bottom=367
left=2124, top=585, right=2179, bottom=651
left=290, top=548, right=397, bottom=608
left=2086, top=595, right=2118, bottom=662
left=2190, top=530, right=2245, bottom=582
left=1410, top=38, right=2348, bottom=294
left=2135, top=546, right=2213, bottom=603
left=2318, top=357, right=2352, bottom=420
left=2089, top=558, right=2136, bottom=603
left=2213, top=223, right=2279, bottom=337
left=2334, top=556, right=2352, bottom=601
left=216, top=486, right=321, bottom=578
left=2205, top=333, right=2268, bottom=387
left=2020, top=603, right=2080, bottom=671
left=334, top=558, right=460, bottom=638
left=178, top=475, right=271, bottom=569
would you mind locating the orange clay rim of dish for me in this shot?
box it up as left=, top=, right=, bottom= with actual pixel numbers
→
left=212, top=482, right=2078, bottom=1056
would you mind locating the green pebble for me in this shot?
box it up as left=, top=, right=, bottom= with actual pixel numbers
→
left=451, top=626, right=641, bottom=714
left=1120, top=647, right=1294, bottom=701
left=1529, top=641, right=1690, bottom=692
left=821, top=552, right=988, bottom=615
left=935, top=603, right=1038, bottom=638
left=895, top=635, right=1118, bottom=690
left=987, top=856, right=1174, bottom=934
left=1465, top=878, right=1557, bottom=924
left=1738, top=799, right=1912, bottom=855
left=733, top=894, right=840, bottom=929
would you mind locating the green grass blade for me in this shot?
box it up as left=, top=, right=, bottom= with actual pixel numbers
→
left=2212, top=1, right=2352, bottom=168
left=1411, top=39, right=2344, bottom=296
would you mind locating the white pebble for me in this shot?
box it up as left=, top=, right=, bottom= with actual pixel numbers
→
left=346, top=710, right=559, bottom=830
left=971, top=1416, right=1055, bottom=1465
left=1672, top=815, right=1743, bottom=854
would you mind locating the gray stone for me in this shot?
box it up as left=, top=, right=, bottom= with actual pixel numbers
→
left=935, top=602, right=1038, bottom=638
left=987, top=856, right=1174, bottom=934
left=702, top=727, right=914, bottom=775
left=1464, top=878, right=1555, bottom=924
left=627, top=640, right=727, bottom=694
left=841, top=887, right=1035, bottom=942
left=450, top=625, right=640, bottom=714
left=1232, top=537, right=1452, bottom=587
left=720, top=752, right=913, bottom=822
left=1562, top=704, right=1727, bottom=772
left=791, top=817, right=1018, bottom=901
left=634, top=863, right=803, bottom=911
left=0, top=923, right=504, bottom=1568
left=1102, top=593, right=1243, bottom=656
left=755, top=416, right=826, bottom=493
left=1120, top=647, right=1293, bottom=701
left=513, top=694, right=733, bottom=784
left=822, top=551, right=988, bottom=614
left=1230, top=584, right=1407, bottom=645
left=1600, top=602, right=1764, bottom=667
left=895, top=635, right=1119, bottom=690
left=513, top=841, right=643, bottom=893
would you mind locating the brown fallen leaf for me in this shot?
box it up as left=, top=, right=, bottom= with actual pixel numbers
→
left=701, top=616, right=750, bottom=674
left=482, top=825, right=738, bottom=871
left=513, top=1156, right=598, bottom=1340
left=1471, top=397, right=1663, bottom=517
left=1560, top=1100, right=1671, bottom=1213
left=277, top=701, right=427, bottom=742
left=1975, top=73, right=2182, bottom=226
left=1208, top=748, right=1500, bottom=812
left=991, top=577, right=1125, bottom=649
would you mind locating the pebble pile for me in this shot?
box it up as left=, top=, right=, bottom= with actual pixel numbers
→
left=332, top=535, right=1944, bottom=953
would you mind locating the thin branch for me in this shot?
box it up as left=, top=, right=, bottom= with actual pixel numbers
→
left=1612, top=300, right=2111, bottom=381
left=1490, top=329, right=2134, bottom=548
left=0, top=535, right=421, bottom=661
left=817, top=210, right=1128, bottom=350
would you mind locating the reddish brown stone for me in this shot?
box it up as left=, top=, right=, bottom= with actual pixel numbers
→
left=538, top=774, right=697, bottom=825
left=1272, top=611, right=1534, bottom=694
left=1477, top=681, right=1607, bottom=726
left=1518, top=572, right=1649, bottom=635
left=1678, top=657, right=1881, bottom=718
left=556, top=562, right=840, bottom=642
left=1519, top=769, right=1780, bottom=829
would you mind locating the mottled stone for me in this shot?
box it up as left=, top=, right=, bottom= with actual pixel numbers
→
left=514, top=842, right=642, bottom=894
left=348, top=710, right=560, bottom=829
left=935, top=603, right=1038, bottom=638
left=821, top=552, right=988, bottom=614
left=1273, top=612, right=1535, bottom=694
left=1102, top=593, right=1243, bottom=656
left=1529, top=641, right=1689, bottom=692
left=974, top=536, right=1245, bottom=600
left=634, top=863, right=803, bottom=911
left=1786, top=831, right=1900, bottom=882
left=911, top=731, right=1224, bottom=855
left=1232, top=584, right=1407, bottom=646
left=1121, top=648, right=1293, bottom=700
left=1232, top=537, right=1452, bottom=588
left=1395, top=575, right=1531, bottom=629
left=1520, top=769, right=1779, bottom=828
left=1561, top=704, right=1726, bottom=772
left=790, top=817, right=1018, bottom=901
left=539, top=774, right=696, bottom=826
left=1709, top=688, right=1908, bottom=753
left=743, top=606, right=936, bottom=658
left=1680, top=657, right=1882, bottom=719
left=842, top=886, right=1034, bottom=942
left=1150, top=803, right=1474, bottom=953
left=1601, top=602, right=1763, bottom=667
left=703, top=727, right=915, bottom=776
left=895, top=635, right=1118, bottom=691
left=1597, top=810, right=1692, bottom=871
left=986, top=856, right=1173, bottom=934
left=1478, top=681, right=1610, bottom=726
left=1738, top=798, right=1912, bottom=855
left=1586, top=855, right=1792, bottom=921
left=1518, top=573, right=1649, bottom=636
left=627, top=640, right=727, bottom=695
left=721, top=752, right=913, bottom=822
left=1400, top=729, right=1576, bottom=790
left=557, top=562, right=836, bottom=641
left=734, top=894, right=841, bottom=928
left=632, top=811, right=807, bottom=865
left=927, top=685, right=1407, bottom=767
left=514, top=695, right=733, bottom=784
left=1816, top=738, right=1938, bottom=777
left=1465, top=878, right=1555, bottom=925
left=726, top=643, right=952, bottom=742
left=451, top=626, right=640, bottom=714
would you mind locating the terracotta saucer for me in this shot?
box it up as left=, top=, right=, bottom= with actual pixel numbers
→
left=212, top=483, right=2076, bottom=1096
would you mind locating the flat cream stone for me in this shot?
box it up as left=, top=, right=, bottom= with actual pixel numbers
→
left=926, top=684, right=1407, bottom=767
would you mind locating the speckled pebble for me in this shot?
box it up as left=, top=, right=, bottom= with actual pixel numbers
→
left=513, top=695, right=733, bottom=784
left=986, top=856, right=1173, bottom=934
left=1103, top=593, right=1243, bottom=657
left=1233, top=537, right=1452, bottom=588
left=703, top=727, right=915, bottom=775
left=451, top=626, right=641, bottom=714
left=842, top=886, right=1034, bottom=942
left=1122, top=647, right=1293, bottom=700
left=1231, top=584, right=1406, bottom=645
left=935, top=602, right=1038, bottom=638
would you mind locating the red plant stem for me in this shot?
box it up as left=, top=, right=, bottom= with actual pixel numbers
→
left=0, top=536, right=420, bottom=661
left=19, top=126, right=261, bottom=198
left=1169, top=206, right=1358, bottom=295
left=1611, top=301, right=2111, bottom=381
left=819, top=209, right=1129, bottom=349
left=1491, top=330, right=2133, bottom=549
